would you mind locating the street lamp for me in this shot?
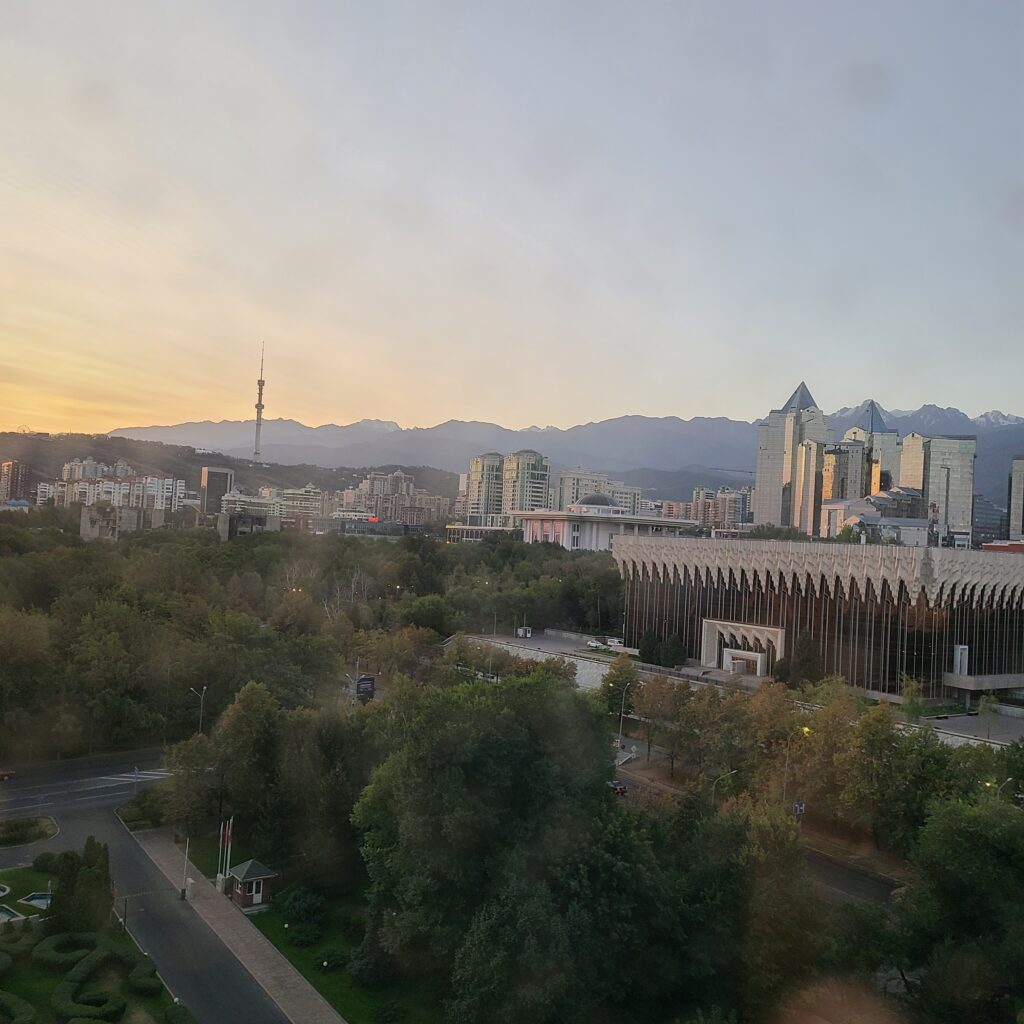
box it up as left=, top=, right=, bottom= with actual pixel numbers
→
left=782, top=724, right=811, bottom=805
left=189, top=686, right=207, bottom=734
left=617, top=680, right=634, bottom=751
left=711, top=768, right=738, bottom=801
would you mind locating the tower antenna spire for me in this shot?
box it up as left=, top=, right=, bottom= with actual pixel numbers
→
left=253, top=344, right=266, bottom=462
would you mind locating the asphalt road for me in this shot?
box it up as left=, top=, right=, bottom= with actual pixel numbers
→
left=0, top=750, right=287, bottom=1024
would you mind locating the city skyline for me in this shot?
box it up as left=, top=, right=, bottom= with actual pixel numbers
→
left=2, top=2, right=1021, bottom=433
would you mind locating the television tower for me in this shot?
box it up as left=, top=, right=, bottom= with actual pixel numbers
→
left=253, top=343, right=266, bottom=462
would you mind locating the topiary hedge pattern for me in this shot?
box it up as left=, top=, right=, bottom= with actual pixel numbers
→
left=31, top=934, right=97, bottom=970
left=50, top=948, right=127, bottom=1021
left=0, top=928, right=170, bottom=1022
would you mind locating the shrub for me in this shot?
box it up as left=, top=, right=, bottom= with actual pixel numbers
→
left=288, top=922, right=322, bottom=947
left=0, top=950, right=11, bottom=976
left=317, top=948, right=347, bottom=972
left=275, top=887, right=325, bottom=927
left=339, top=909, right=364, bottom=943
left=0, top=920, right=39, bottom=956
left=2, top=921, right=14, bottom=936
left=0, top=989, right=35, bottom=1024
left=127, top=954, right=163, bottom=996
left=51, top=948, right=126, bottom=1021
left=32, top=932, right=97, bottom=969
left=32, top=851, right=57, bottom=873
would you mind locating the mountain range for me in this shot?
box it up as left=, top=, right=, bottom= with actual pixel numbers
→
left=112, top=400, right=1024, bottom=502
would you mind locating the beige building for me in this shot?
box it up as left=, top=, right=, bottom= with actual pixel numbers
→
left=900, top=433, right=976, bottom=547
left=552, top=469, right=641, bottom=515
left=842, top=401, right=901, bottom=495
left=1009, top=458, right=1024, bottom=543
left=753, top=382, right=832, bottom=529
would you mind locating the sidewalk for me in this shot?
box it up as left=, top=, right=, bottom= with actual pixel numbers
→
left=134, top=827, right=346, bottom=1024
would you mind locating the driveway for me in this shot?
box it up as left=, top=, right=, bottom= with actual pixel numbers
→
left=0, top=750, right=287, bottom=1024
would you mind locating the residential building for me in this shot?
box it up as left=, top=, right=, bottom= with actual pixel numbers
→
left=501, top=450, right=550, bottom=518
left=551, top=469, right=641, bottom=515
left=1010, top=459, right=1024, bottom=543
left=753, top=382, right=832, bottom=529
left=615, top=535, right=1024, bottom=702
left=0, top=460, right=28, bottom=501
left=467, top=453, right=504, bottom=526
left=200, top=467, right=235, bottom=516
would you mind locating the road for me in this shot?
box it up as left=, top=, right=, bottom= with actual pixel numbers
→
left=0, top=750, right=287, bottom=1024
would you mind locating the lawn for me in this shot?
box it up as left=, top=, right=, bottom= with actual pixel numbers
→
left=0, top=864, right=54, bottom=918
left=253, top=904, right=444, bottom=1024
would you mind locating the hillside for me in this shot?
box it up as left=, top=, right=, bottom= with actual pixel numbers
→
left=0, top=433, right=460, bottom=497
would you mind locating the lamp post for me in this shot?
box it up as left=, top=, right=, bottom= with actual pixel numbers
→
left=712, top=768, right=738, bottom=802
left=617, top=680, right=634, bottom=751
left=189, top=686, right=207, bottom=734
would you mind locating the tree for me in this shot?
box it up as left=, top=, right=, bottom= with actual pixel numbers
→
left=901, top=675, right=924, bottom=725
left=598, top=654, right=640, bottom=717
left=212, top=681, right=282, bottom=822
left=350, top=672, right=609, bottom=980
left=638, top=631, right=658, bottom=664
left=786, top=633, right=823, bottom=688
left=890, top=800, right=1024, bottom=1023
left=164, top=733, right=222, bottom=835
left=655, top=634, right=686, bottom=668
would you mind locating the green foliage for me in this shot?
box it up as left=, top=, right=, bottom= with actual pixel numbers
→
left=598, top=654, right=639, bottom=716
left=50, top=947, right=126, bottom=1021
left=638, top=631, right=658, bottom=664
left=655, top=634, right=687, bottom=668
left=31, top=934, right=97, bottom=969
left=276, top=887, right=326, bottom=927
left=44, top=839, right=112, bottom=935
left=0, top=988, right=36, bottom=1023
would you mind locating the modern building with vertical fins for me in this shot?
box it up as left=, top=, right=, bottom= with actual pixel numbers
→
left=612, top=535, right=1024, bottom=702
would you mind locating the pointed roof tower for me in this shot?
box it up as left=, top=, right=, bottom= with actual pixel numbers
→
left=781, top=381, right=818, bottom=412
left=857, top=399, right=892, bottom=434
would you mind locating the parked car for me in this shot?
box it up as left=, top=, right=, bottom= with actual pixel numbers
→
left=607, top=638, right=624, bottom=647
left=587, top=639, right=605, bottom=649
left=607, top=780, right=627, bottom=797
left=0, top=769, right=15, bottom=782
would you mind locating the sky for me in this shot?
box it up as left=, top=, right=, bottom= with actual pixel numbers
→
left=1, top=1, right=1021, bottom=433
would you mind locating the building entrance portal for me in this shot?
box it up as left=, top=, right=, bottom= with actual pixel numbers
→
left=701, top=619, right=785, bottom=677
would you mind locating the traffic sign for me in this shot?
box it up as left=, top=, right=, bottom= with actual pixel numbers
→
left=792, top=801, right=806, bottom=816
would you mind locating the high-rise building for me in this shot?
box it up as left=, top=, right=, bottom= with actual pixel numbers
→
left=900, top=434, right=976, bottom=546
left=1008, top=458, right=1024, bottom=543
left=200, top=467, right=235, bottom=516
left=0, top=460, right=28, bottom=501
left=753, top=383, right=832, bottom=529
left=552, top=469, right=641, bottom=515
left=842, top=400, right=901, bottom=495
left=467, top=453, right=504, bottom=526
left=502, top=450, right=550, bottom=516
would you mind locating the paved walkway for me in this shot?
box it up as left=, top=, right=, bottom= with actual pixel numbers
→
left=135, top=827, right=346, bottom=1024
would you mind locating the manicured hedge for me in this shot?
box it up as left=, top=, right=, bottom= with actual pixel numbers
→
left=125, top=952, right=162, bottom=996
left=0, top=988, right=37, bottom=1023
left=31, top=933, right=97, bottom=969
left=51, top=948, right=126, bottom=1021
left=0, top=951, right=11, bottom=976
left=0, top=922, right=40, bottom=957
